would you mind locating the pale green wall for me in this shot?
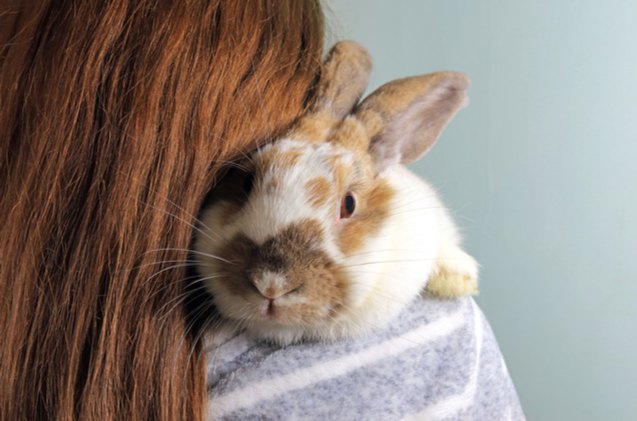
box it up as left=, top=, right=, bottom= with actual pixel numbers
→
left=328, top=1, right=637, bottom=420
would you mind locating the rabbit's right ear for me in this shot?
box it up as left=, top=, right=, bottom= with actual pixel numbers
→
left=290, top=41, right=372, bottom=141
left=354, top=72, right=469, bottom=171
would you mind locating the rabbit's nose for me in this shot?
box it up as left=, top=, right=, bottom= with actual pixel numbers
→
left=249, top=271, right=297, bottom=300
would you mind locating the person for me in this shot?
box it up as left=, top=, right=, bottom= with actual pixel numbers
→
left=1, top=1, right=523, bottom=420
left=0, top=1, right=323, bottom=419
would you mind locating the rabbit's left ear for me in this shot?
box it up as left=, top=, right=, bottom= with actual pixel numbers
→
left=354, top=72, right=469, bottom=170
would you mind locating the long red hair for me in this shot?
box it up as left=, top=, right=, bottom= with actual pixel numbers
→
left=0, top=1, right=323, bottom=419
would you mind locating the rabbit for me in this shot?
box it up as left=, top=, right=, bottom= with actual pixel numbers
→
left=193, top=41, right=478, bottom=345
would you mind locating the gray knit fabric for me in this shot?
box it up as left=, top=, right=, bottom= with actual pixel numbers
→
left=205, top=297, right=525, bottom=420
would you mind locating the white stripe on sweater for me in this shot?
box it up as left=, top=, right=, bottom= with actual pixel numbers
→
left=209, top=308, right=466, bottom=418
left=401, top=300, right=484, bottom=421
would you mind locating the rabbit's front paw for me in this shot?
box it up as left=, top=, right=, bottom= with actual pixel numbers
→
left=426, top=247, right=478, bottom=297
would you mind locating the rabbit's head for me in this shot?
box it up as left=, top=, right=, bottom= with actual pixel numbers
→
left=195, top=41, right=469, bottom=344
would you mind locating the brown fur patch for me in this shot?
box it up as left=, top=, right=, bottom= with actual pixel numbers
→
left=305, top=177, right=332, bottom=208
left=218, top=219, right=346, bottom=324
left=271, top=219, right=346, bottom=322
left=330, top=116, right=368, bottom=150
left=289, top=112, right=337, bottom=142
left=217, top=234, right=258, bottom=298
left=339, top=179, right=396, bottom=255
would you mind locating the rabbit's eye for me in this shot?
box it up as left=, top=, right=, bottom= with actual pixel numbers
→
left=340, top=192, right=356, bottom=219
left=242, top=173, right=255, bottom=197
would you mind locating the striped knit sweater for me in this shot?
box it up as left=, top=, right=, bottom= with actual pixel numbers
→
left=205, top=297, right=525, bottom=420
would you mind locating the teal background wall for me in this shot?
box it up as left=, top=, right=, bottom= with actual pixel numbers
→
left=327, top=1, right=637, bottom=420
